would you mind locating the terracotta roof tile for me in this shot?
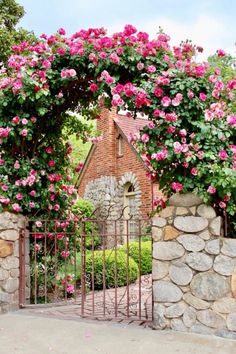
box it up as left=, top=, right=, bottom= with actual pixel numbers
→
left=114, top=114, right=148, bottom=138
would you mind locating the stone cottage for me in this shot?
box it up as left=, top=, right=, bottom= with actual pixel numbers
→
left=77, top=106, right=160, bottom=225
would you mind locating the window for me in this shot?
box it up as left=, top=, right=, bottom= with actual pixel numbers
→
left=117, top=135, right=123, bottom=157
left=123, top=183, right=137, bottom=239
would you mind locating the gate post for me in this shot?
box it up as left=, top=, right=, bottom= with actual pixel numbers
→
left=0, top=212, right=28, bottom=313
left=152, top=193, right=236, bottom=338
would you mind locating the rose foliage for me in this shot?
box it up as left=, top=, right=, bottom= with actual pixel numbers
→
left=0, top=25, right=235, bottom=220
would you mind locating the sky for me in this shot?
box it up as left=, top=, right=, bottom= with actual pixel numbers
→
left=17, top=0, right=236, bottom=60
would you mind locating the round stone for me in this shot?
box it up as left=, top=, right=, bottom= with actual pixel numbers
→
left=174, top=216, right=208, bottom=233
left=209, top=217, right=222, bottom=236
left=152, top=260, right=169, bottom=280
left=205, top=239, right=220, bottom=255
left=212, top=298, right=236, bottom=314
left=199, top=230, right=211, bottom=240
left=177, top=234, right=205, bottom=252
left=227, top=313, right=236, bottom=331
left=197, top=309, right=225, bottom=329
left=221, top=239, right=236, bottom=257
left=170, top=319, right=187, bottom=332
left=152, top=217, right=167, bottom=228
left=169, top=193, right=202, bottom=207
left=0, top=230, right=19, bottom=241
left=213, top=255, right=235, bottom=276
left=153, top=280, right=183, bottom=302
left=153, top=303, right=167, bottom=329
left=186, top=252, right=213, bottom=271
left=197, top=204, right=216, bottom=219
left=165, top=302, right=187, bottom=318
left=1, top=256, right=19, bottom=270
left=2, top=278, right=19, bottom=293
left=176, top=207, right=189, bottom=216
left=183, top=293, right=210, bottom=310
left=232, top=266, right=236, bottom=298
left=0, top=240, right=13, bottom=258
left=0, top=269, right=9, bottom=281
left=163, top=226, right=181, bottom=240
left=190, top=272, right=230, bottom=301
left=169, top=262, right=193, bottom=286
left=183, top=307, right=197, bottom=327
left=153, top=241, right=185, bottom=261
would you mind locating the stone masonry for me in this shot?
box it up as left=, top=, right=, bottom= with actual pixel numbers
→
left=84, top=172, right=141, bottom=219
left=0, top=212, right=29, bottom=313
left=152, top=193, right=236, bottom=339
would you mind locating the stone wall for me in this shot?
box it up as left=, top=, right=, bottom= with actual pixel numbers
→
left=0, top=212, right=28, bottom=313
left=152, top=193, right=236, bottom=339
left=84, top=172, right=141, bottom=218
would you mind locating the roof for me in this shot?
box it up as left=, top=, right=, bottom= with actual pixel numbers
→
left=114, top=114, right=148, bottom=138
left=76, top=113, right=150, bottom=188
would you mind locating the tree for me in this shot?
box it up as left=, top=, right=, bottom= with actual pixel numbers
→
left=0, top=25, right=235, bottom=224
left=0, top=0, right=37, bottom=65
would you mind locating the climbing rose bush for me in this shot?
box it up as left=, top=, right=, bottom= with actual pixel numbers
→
left=0, top=24, right=235, bottom=219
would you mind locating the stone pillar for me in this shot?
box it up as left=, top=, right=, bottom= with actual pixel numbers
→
left=0, top=212, right=27, bottom=313
left=152, top=193, right=236, bottom=339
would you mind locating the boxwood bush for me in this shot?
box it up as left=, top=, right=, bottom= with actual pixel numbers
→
left=119, top=241, right=152, bottom=275
left=86, top=249, right=138, bottom=290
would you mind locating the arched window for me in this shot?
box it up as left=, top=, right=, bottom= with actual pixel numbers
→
left=117, top=135, right=123, bottom=157
left=123, top=182, right=136, bottom=239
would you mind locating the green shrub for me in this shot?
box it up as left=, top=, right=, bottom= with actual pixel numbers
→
left=119, top=241, right=152, bottom=275
left=86, top=249, right=138, bottom=290
left=72, top=198, right=101, bottom=250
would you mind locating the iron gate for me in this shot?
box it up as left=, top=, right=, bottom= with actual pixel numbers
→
left=19, top=212, right=153, bottom=323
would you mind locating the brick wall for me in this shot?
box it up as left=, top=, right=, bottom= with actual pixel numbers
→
left=78, top=107, right=156, bottom=218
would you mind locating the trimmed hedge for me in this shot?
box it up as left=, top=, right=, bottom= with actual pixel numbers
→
left=86, top=249, right=138, bottom=290
left=119, top=241, right=152, bottom=275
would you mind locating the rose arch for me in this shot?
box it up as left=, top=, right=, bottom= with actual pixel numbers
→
left=0, top=24, right=235, bottom=228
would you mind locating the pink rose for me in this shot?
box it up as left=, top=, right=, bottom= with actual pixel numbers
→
left=21, top=118, right=28, bottom=125
left=146, top=65, right=156, bottom=73
left=167, top=126, right=176, bottom=134
left=199, top=92, right=207, bottom=101
left=45, top=147, right=54, bottom=154
left=137, top=62, right=144, bottom=70
left=187, top=90, right=194, bottom=99
left=141, top=133, right=149, bottom=143
left=171, top=182, right=183, bottom=192
left=20, top=129, right=28, bottom=137
left=35, top=221, right=42, bottom=227
left=219, top=201, right=226, bottom=209
left=223, top=195, right=230, bottom=202
left=30, top=190, right=36, bottom=197
left=179, top=129, right=187, bottom=137
left=217, top=49, right=226, bottom=57
left=12, top=203, right=21, bottom=212
left=89, top=83, right=98, bottom=92
left=191, top=168, right=198, bottom=176
left=195, top=65, right=205, bottom=76
left=161, top=96, right=171, bottom=107
left=173, top=142, right=182, bottom=154
left=48, top=160, right=56, bottom=167
left=57, top=27, right=66, bottom=35
left=227, top=115, right=236, bottom=126
left=16, top=193, right=23, bottom=200
left=207, top=186, right=216, bottom=194
left=29, top=202, right=35, bottom=208
left=42, top=60, right=51, bottom=69
left=218, top=150, right=228, bottom=160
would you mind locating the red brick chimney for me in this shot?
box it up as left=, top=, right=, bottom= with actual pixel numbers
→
left=96, top=102, right=117, bottom=176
